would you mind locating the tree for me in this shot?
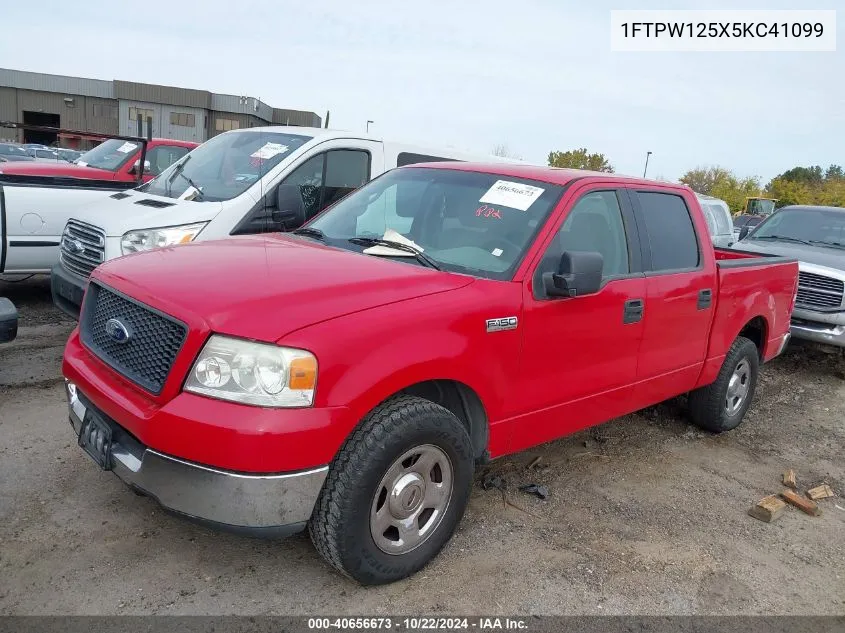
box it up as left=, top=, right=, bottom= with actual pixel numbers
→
left=491, top=144, right=521, bottom=159
left=764, top=164, right=845, bottom=208
left=678, top=166, right=734, bottom=196
left=547, top=148, right=613, bottom=172
left=825, top=164, right=843, bottom=181
left=679, top=166, right=761, bottom=213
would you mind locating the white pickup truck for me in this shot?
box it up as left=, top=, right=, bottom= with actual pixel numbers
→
left=51, top=126, right=516, bottom=317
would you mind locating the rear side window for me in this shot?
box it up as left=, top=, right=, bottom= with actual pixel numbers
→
left=397, top=152, right=459, bottom=167
left=635, top=192, right=699, bottom=271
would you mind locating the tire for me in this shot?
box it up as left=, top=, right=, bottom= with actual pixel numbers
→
left=688, top=336, right=760, bottom=433
left=308, top=395, right=474, bottom=585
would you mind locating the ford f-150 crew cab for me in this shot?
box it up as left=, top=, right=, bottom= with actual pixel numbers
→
left=62, top=163, right=799, bottom=585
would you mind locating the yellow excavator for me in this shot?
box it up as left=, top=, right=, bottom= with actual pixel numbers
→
left=742, top=197, right=778, bottom=217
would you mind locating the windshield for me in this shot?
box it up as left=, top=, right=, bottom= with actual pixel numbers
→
left=142, top=131, right=312, bottom=202
left=0, top=144, right=28, bottom=156
left=747, top=199, right=776, bottom=216
left=76, top=138, right=141, bottom=171
left=749, top=208, right=845, bottom=247
left=307, top=167, right=564, bottom=280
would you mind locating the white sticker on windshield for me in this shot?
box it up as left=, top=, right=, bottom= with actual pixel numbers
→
left=479, top=180, right=545, bottom=211
left=491, top=248, right=504, bottom=257
left=116, top=142, right=138, bottom=154
left=250, top=142, right=289, bottom=160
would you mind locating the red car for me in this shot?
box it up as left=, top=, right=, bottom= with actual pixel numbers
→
left=62, top=162, right=798, bottom=584
left=0, top=137, right=196, bottom=182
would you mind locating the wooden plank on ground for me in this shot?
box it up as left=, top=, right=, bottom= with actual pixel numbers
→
left=782, top=469, right=797, bottom=490
left=806, top=484, right=834, bottom=501
left=781, top=489, right=821, bottom=516
left=748, top=495, right=787, bottom=523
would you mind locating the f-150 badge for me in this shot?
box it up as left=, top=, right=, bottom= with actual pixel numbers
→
left=486, top=316, right=518, bottom=333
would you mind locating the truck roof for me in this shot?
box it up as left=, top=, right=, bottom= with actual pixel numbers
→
left=409, top=161, right=692, bottom=190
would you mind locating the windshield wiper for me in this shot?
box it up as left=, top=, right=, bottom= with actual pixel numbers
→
left=751, top=235, right=812, bottom=245
left=292, top=227, right=325, bottom=241
left=809, top=240, right=845, bottom=250
left=348, top=237, right=441, bottom=270
left=165, top=156, right=203, bottom=199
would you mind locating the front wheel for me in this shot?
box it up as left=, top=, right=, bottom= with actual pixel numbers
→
left=688, top=336, right=760, bottom=432
left=309, top=395, right=474, bottom=585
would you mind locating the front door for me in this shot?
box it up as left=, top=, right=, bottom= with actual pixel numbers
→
left=509, top=185, right=646, bottom=453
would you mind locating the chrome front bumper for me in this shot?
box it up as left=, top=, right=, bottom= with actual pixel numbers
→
left=66, top=381, right=328, bottom=536
left=790, top=319, right=845, bottom=348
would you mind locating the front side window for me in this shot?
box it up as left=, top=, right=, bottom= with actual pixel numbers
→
left=142, top=131, right=312, bottom=202
left=636, top=191, right=699, bottom=271
left=308, top=167, right=563, bottom=280
left=145, top=145, right=191, bottom=176
left=555, top=191, right=629, bottom=277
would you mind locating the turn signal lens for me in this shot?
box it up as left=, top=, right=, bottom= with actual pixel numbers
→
left=289, top=356, right=318, bottom=390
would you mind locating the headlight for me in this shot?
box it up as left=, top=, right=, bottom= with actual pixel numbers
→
left=120, top=222, right=207, bottom=255
left=184, top=335, right=317, bottom=407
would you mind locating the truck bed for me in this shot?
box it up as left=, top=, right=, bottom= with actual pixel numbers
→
left=709, top=246, right=798, bottom=364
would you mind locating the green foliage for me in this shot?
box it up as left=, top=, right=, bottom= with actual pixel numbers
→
left=547, top=148, right=613, bottom=172
left=679, top=166, right=761, bottom=213
left=765, top=164, right=845, bottom=208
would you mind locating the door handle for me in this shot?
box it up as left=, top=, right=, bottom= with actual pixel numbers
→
left=697, top=289, right=713, bottom=310
left=623, top=298, right=644, bottom=324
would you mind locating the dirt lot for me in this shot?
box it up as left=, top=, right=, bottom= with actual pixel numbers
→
left=1, top=276, right=843, bottom=616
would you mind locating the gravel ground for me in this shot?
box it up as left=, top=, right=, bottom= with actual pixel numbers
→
left=1, top=276, right=843, bottom=615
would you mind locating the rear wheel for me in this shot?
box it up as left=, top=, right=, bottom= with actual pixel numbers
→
left=309, top=395, right=473, bottom=585
left=688, top=336, right=759, bottom=432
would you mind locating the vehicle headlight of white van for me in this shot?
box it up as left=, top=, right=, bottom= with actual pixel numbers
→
left=120, top=222, right=208, bottom=255
left=184, top=335, right=317, bottom=407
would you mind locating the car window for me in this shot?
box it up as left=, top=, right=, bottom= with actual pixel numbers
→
left=701, top=205, right=717, bottom=234
left=322, top=150, right=370, bottom=211
left=635, top=191, right=699, bottom=271
left=145, top=145, right=191, bottom=176
left=554, top=191, right=629, bottom=277
left=280, top=154, right=326, bottom=219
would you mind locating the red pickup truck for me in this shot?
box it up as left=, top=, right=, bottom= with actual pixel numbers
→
left=62, top=163, right=798, bottom=585
left=0, top=137, right=196, bottom=182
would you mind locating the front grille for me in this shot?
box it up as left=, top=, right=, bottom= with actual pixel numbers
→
left=795, top=271, right=845, bottom=311
left=60, top=219, right=105, bottom=278
left=80, top=283, right=188, bottom=394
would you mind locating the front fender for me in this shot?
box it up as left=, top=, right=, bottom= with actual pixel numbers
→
left=281, top=280, right=522, bottom=457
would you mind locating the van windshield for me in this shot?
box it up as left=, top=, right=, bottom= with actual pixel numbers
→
left=307, top=167, right=563, bottom=280
left=143, top=131, right=312, bottom=202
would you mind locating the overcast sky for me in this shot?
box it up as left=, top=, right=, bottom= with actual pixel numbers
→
left=1, top=0, right=841, bottom=182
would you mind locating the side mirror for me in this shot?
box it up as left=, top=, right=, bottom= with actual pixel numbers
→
left=739, top=226, right=750, bottom=240
left=0, top=297, right=18, bottom=343
left=543, top=251, right=603, bottom=298
left=129, top=159, right=151, bottom=175
left=272, top=184, right=307, bottom=229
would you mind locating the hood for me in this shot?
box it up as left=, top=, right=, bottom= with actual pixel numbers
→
left=71, top=191, right=222, bottom=235
left=735, top=239, right=845, bottom=271
left=0, top=161, right=113, bottom=179
left=93, top=234, right=475, bottom=342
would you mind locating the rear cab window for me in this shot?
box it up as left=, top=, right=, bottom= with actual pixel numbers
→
left=633, top=191, right=700, bottom=272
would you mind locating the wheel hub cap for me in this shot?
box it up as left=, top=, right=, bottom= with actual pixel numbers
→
left=725, top=358, right=750, bottom=415
left=370, top=444, right=454, bottom=555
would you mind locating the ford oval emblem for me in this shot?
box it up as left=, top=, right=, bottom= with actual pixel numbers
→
left=104, top=318, right=131, bottom=344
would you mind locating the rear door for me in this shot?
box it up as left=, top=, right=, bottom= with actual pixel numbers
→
left=511, top=184, right=647, bottom=453
left=627, top=188, right=717, bottom=406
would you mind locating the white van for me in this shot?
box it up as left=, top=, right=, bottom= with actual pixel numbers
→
left=696, top=193, right=734, bottom=249
left=51, top=127, right=518, bottom=317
